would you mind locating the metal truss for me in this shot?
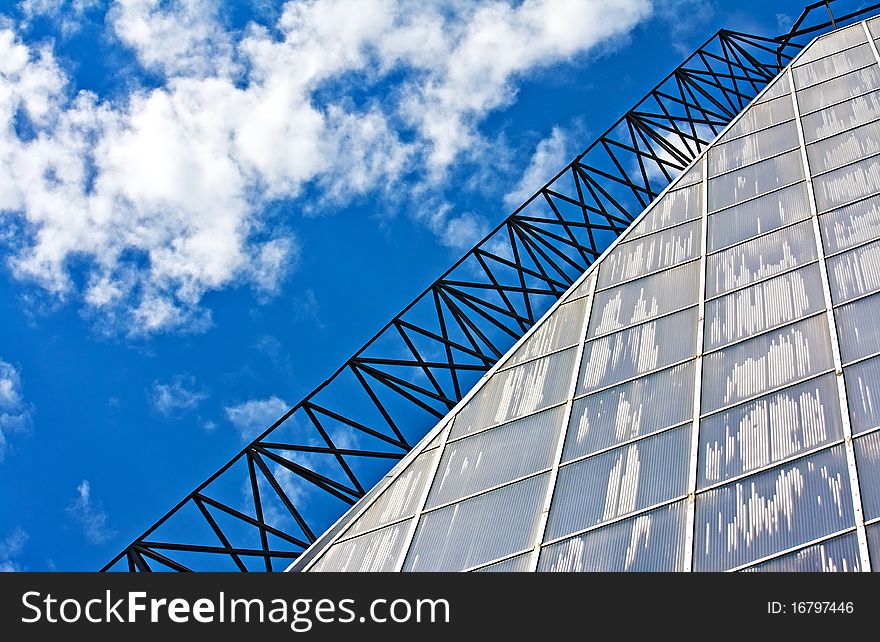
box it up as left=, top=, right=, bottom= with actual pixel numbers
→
left=102, top=0, right=880, bottom=572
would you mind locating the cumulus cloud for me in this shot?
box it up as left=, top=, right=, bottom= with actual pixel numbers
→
left=149, top=373, right=208, bottom=418
left=504, top=126, right=570, bottom=209
left=0, top=359, right=32, bottom=463
left=225, top=395, right=290, bottom=440
left=0, top=526, right=28, bottom=572
left=65, top=480, right=115, bottom=545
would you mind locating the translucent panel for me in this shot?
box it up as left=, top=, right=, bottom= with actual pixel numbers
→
left=827, top=239, right=880, bottom=304
left=813, top=154, right=880, bottom=213
left=708, top=150, right=805, bottom=213
left=538, top=501, right=687, bottom=572
left=701, top=315, right=835, bottom=414
left=627, top=182, right=702, bottom=240
left=308, top=519, right=412, bottom=572
left=835, top=293, right=880, bottom=364
left=801, top=90, right=880, bottom=144
left=867, top=522, right=880, bottom=571
left=596, top=220, right=700, bottom=289
left=694, top=445, right=854, bottom=571
left=561, top=270, right=595, bottom=303
left=854, top=431, right=880, bottom=521
left=564, top=361, right=694, bottom=462
left=844, top=356, right=880, bottom=434
left=423, top=428, right=444, bottom=451
left=743, top=533, right=862, bottom=572
left=506, top=297, right=588, bottom=366
left=707, top=182, right=811, bottom=252
left=820, top=195, right=880, bottom=253
left=427, top=406, right=563, bottom=508
left=674, top=160, right=703, bottom=187
left=756, top=72, right=791, bottom=103
left=588, top=261, right=699, bottom=338
left=794, top=24, right=868, bottom=67
left=344, top=448, right=438, bottom=538
left=471, top=553, right=531, bottom=572
left=452, top=347, right=576, bottom=439
left=578, top=307, right=698, bottom=395
left=706, top=220, right=818, bottom=298
left=867, top=16, right=880, bottom=40
left=704, top=263, right=824, bottom=351
left=403, top=473, right=549, bottom=571
left=545, top=426, right=690, bottom=541
left=721, top=94, right=795, bottom=142
left=793, top=43, right=875, bottom=90
left=708, top=120, right=799, bottom=177
left=698, top=374, right=843, bottom=488
left=807, top=120, right=880, bottom=174
left=797, top=66, right=880, bottom=115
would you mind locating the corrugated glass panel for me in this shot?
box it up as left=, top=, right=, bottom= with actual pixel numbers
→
left=698, top=374, right=843, bottom=489
left=807, top=120, right=880, bottom=174
left=796, top=66, right=880, bottom=115
left=836, top=293, right=880, bottom=364
left=867, top=522, right=880, bottom=570
left=854, top=431, right=880, bottom=521
left=427, top=406, right=563, bottom=508
left=793, top=43, right=875, bottom=90
left=344, top=449, right=438, bottom=538
left=561, top=271, right=595, bottom=303
left=451, top=347, right=576, bottom=439
left=704, top=263, right=824, bottom=351
left=673, top=160, right=703, bottom=187
left=538, top=501, right=687, bottom=572
left=694, top=445, right=854, bottom=571
left=545, top=426, right=690, bottom=541
left=471, top=553, right=532, bottom=572
left=701, top=315, right=835, bottom=413
left=844, top=356, right=880, bottom=435
left=588, top=261, right=699, bottom=338
left=756, top=72, right=792, bottom=103
left=423, top=428, right=444, bottom=451
left=820, top=194, right=880, bottom=254
left=597, top=220, right=700, bottom=289
left=627, top=182, right=702, bottom=240
left=742, top=533, right=862, bottom=572
left=801, top=90, right=880, bottom=144
left=867, top=16, right=880, bottom=39
left=708, top=120, right=799, bottom=177
left=707, top=182, right=811, bottom=252
left=721, top=94, right=795, bottom=142
left=308, top=519, right=412, bottom=572
left=564, top=361, right=694, bottom=462
left=827, top=239, right=880, bottom=304
left=403, top=473, right=548, bottom=571
left=813, top=153, right=880, bottom=213
left=708, top=150, right=805, bottom=213
left=506, top=297, right=587, bottom=366
left=706, top=220, right=818, bottom=298
left=794, top=24, right=868, bottom=66
left=578, top=307, right=698, bottom=395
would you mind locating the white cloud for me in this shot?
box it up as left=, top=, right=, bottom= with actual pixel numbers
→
left=225, top=395, right=289, bottom=440
left=0, top=526, right=28, bottom=572
left=0, top=359, right=32, bottom=463
left=65, top=480, right=115, bottom=545
left=504, top=126, right=570, bottom=209
left=149, top=373, right=208, bottom=418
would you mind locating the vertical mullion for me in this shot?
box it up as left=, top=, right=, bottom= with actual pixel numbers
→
left=683, top=155, right=709, bottom=572
left=789, top=62, right=873, bottom=571
left=526, top=272, right=598, bottom=572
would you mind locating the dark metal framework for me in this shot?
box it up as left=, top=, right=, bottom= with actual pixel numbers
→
left=102, top=0, right=880, bottom=572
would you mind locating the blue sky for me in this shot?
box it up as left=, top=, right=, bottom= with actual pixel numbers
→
left=0, top=0, right=812, bottom=571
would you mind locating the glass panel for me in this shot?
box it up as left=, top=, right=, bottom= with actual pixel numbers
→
left=742, top=533, right=862, bottom=572
left=597, top=220, right=700, bottom=289
left=426, top=406, right=563, bottom=508
left=673, top=160, right=703, bottom=188
left=701, top=315, right=835, bottom=414
left=698, top=374, right=843, bottom=489
left=796, top=66, right=880, bottom=115
left=708, top=120, right=799, bottom=177
left=561, top=270, right=595, bottom=303
left=794, top=24, right=868, bottom=66
left=801, top=90, right=880, bottom=144
left=538, top=500, right=687, bottom=572
left=807, top=120, right=880, bottom=174
left=721, top=94, right=794, bottom=142
left=693, top=445, right=854, bottom=571
left=867, top=16, right=880, bottom=40
left=402, top=473, right=549, bottom=571
left=756, top=72, right=791, bottom=103
left=471, top=553, right=532, bottom=572
left=451, top=347, right=576, bottom=439
left=793, top=43, right=875, bottom=90
left=868, top=522, right=880, bottom=571
left=564, top=361, right=694, bottom=462
left=707, top=182, right=811, bottom=253
left=813, top=153, right=880, bottom=213
left=506, top=297, right=588, bottom=367
left=844, top=355, right=880, bottom=435
left=819, top=194, right=880, bottom=254
left=545, top=426, right=690, bottom=541
left=854, top=431, right=880, bottom=521
left=835, top=293, right=880, bottom=364
left=589, top=261, right=699, bottom=338
left=627, top=182, right=702, bottom=240
left=708, top=150, right=804, bottom=213
left=704, top=263, right=824, bottom=351
left=827, top=239, right=880, bottom=304
left=308, top=518, right=412, bottom=572
left=578, top=307, right=698, bottom=395
left=706, top=220, right=818, bottom=298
